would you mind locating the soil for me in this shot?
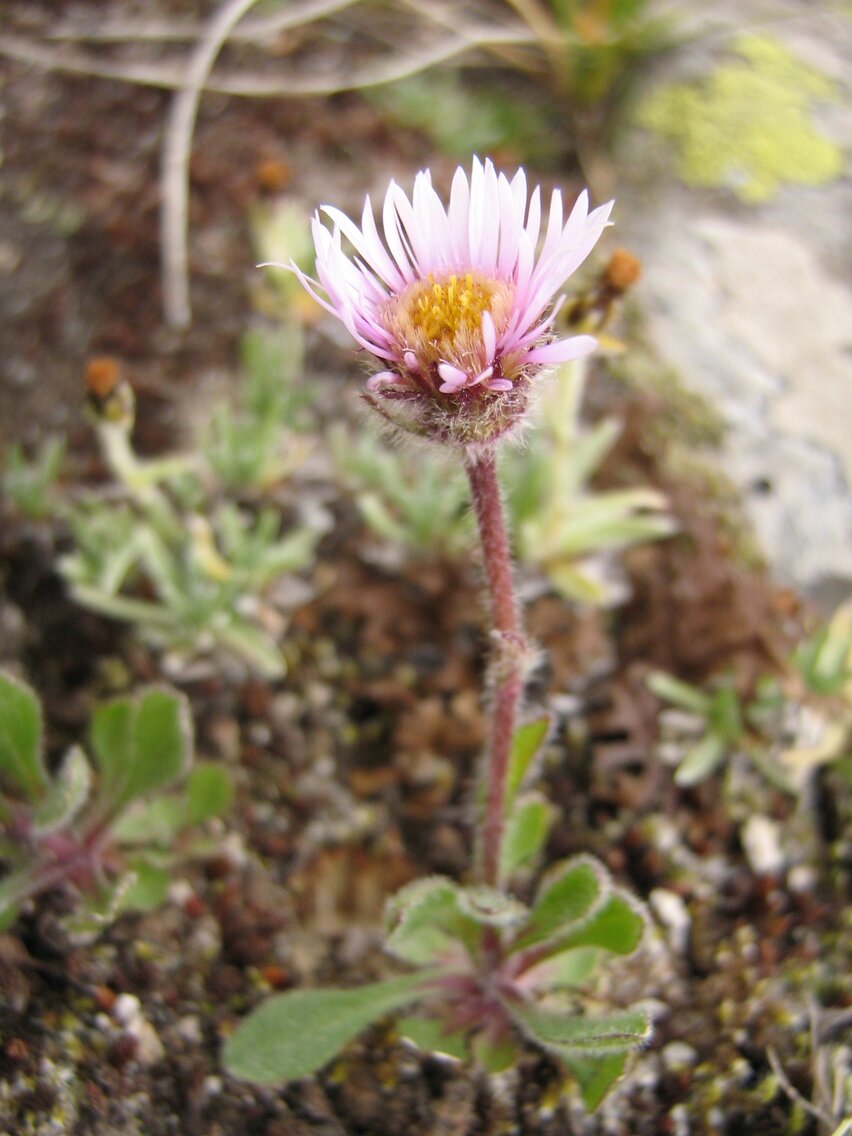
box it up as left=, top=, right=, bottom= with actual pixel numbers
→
left=1, top=4, right=849, bottom=1135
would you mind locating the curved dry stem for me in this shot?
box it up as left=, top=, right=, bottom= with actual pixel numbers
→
left=46, top=0, right=358, bottom=43
left=160, top=0, right=263, bottom=329
left=0, top=24, right=535, bottom=96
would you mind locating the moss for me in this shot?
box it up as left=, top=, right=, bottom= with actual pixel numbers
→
left=637, top=34, right=844, bottom=202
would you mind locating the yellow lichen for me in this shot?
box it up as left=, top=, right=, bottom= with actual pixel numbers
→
left=637, top=34, right=844, bottom=203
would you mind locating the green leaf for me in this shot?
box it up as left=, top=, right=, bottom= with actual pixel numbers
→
left=0, top=671, right=47, bottom=800
left=471, top=1031, right=520, bottom=1074
left=456, top=885, right=528, bottom=929
left=223, top=974, right=429, bottom=1084
left=91, top=687, right=192, bottom=816
left=499, top=792, right=554, bottom=880
left=707, top=687, right=743, bottom=744
left=674, top=732, right=727, bottom=786
left=185, top=763, right=233, bottom=826
left=0, top=868, right=31, bottom=931
left=563, top=1052, right=628, bottom=1111
left=215, top=621, right=286, bottom=680
left=505, top=717, right=550, bottom=808
left=397, top=1016, right=470, bottom=1062
left=516, top=946, right=600, bottom=993
left=544, top=561, right=609, bottom=606
left=794, top=613, right=851, bottom=696
left=32, top=745, right=91, bottom=835
left=61, top=871, right=138, bottom=941
left=547, top=894, right=647, bottom=958
left=111, top=797, right=184, bottom=846
left=512, top=856, right=606, bottom=951
left=647, top=671, right=710, bottom=715
left=514, top=1002, right=651, bottom=1055
left=385, top=877, right=476, bottom=965
left=0, top=899, right=22, bottom=932
left=117, top=860, right=171, bottom=913
left=357, top=492, right=408, bottom=546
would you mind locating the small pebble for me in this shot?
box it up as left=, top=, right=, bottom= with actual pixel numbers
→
left=186, top=915, right=223, bottom=962
left=130, top=1017, right=164, bottom=1066
left=741, top=815, right=785, bottom=876
left=168, top=879, right=194, bottom=906
left=669, top=1103, right=690, bottom=1136
left=110, top=993, right=165, bottom=1065
left=203, top=1075, right=223, bottom=1099
left=175, top=1015, right=203, bottom=1045
left=112, top=993, right=141, bottom=1026
left=650, top=888, right=691, bottom=954
left=662, top=1041, right=698, bottom=1071
left=788, top=864, right=817, bottom=892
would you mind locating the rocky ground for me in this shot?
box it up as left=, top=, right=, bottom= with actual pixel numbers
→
left=617, top=0, right=852, bottom=608
left=0, top=2, right=850, bottom=1134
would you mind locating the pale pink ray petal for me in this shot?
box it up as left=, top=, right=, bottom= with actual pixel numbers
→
left=513, top=270, right=574, bottom=334
left=468, top=365, right=494, bottom=388
left=467, top=157, right=486, bottom=268
left=438, top=362, right=470, bottom=392
left=524, top=185, right=542, bottom=252
left=385, top=182, right=420, bottom=263
left=524, top=202, right=614, bottom=319
left=341, top=319, right=398, bottom=360
left=510, top=167, right=528, bottom=229
left=448, top=164, right=472, bottom=264
left=366, top=371, right=405, bottom=391
left=523, top=335, right=598, bottom=365
left=358, top=196, right=406, bottom=291
left=538, top=187, right=564, bottom=265
left=476, top=160, right=501, bottom=272
left=562, top=188, right=591, bottom=240
left=412, top=171, right=447, bottom=267
left=513, top=229, right=536, bottom=305
left=382, top=181, right=416, bottom=281
left=496, top=173, right=521, bottom=278
left=286, top=262, right=340, bottom=318
left=319, top=205, right=392, bottom=289
left=351, top=308, right=395, bottom=348
left=481, top=310, right=497, bottom=364
left=352, top=260, right=390, bottom=303
left=485, top=178, right=505, bottom=272
left=398, top=175, right=439, bottom=270
left=504, top=299, right=565, bottom=353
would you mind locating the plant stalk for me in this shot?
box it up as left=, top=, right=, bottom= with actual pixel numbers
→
left=464, top=447, right=527, bottom=887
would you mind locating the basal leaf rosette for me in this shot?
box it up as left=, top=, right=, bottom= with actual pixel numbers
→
left=384, top=859, right=650, bottom=1092
left=225, top=860, right=649, bottom=1104
left=289, top=158, right=612, bottom=448
left=0, top=676, right=229, bottom=935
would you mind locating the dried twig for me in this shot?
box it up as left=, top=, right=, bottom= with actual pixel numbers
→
left=45, top=0, right=358, bottom=43
left=767, top=1046, right=836, bottom=1130
left=0, top=25, right=534, bottom=97
left=161, top=0, right=264, bottom=328
left=2, top=3, right=534, bottom=330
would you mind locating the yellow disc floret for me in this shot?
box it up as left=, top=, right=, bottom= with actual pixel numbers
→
left=385, top=272, right=512, bottom=371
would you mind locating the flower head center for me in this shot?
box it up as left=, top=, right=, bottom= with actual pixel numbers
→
left=386, top=272, right=512, bottom=367
left=409, top=273, right=493, bottom=345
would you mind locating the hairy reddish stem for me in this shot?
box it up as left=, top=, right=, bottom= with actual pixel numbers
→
left=464, top=447, right=527, bottom=887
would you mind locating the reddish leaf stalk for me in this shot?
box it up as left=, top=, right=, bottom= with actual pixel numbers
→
left=465, top=447, right=528, bottom=887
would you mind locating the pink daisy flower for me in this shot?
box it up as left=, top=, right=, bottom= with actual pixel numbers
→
left=292, top=157, right=612, bottom=444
